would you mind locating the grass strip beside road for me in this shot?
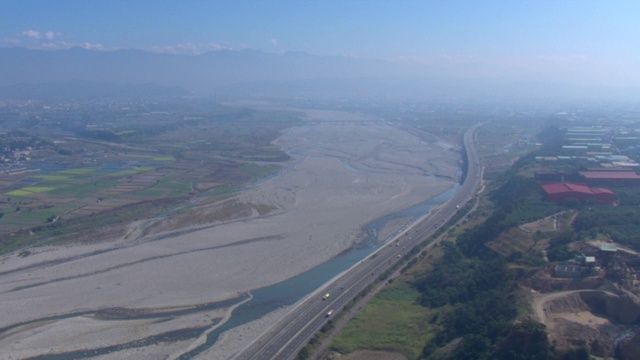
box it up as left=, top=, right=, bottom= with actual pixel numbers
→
left=330, top=283, right=436, bottom=359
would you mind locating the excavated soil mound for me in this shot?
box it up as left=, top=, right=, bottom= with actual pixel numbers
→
left=540, top=290, right=640, bottom=358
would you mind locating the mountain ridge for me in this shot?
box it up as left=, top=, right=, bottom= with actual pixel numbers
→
left=1, top=47, right=639, bottom=102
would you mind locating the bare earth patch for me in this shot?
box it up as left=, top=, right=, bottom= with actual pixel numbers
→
left=532, top=289, right=640, bottom=358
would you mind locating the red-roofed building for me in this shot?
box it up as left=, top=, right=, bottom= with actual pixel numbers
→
left=590, top=188, right=616, bottom=204
left=541, top=182, right=614, bottom=205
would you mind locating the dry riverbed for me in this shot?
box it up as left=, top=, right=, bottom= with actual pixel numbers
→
left=0, top=110, right=459, bottom=359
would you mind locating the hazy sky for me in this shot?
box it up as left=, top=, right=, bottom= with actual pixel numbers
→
left=2, top=0, right=640, bottom=86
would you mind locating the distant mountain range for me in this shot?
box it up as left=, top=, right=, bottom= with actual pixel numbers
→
left=0, top=47, right=638, bottom=102
left=0, top=47, right=406, bottom=100
left=0, top=80, right=188, bottom=101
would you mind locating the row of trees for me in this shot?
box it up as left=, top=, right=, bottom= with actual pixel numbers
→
left=573, top=205, right=640, bottom=250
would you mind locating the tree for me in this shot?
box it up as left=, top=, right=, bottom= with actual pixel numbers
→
left=560, top=347, right=589, bottom=360
left=297, top=347, right=309, bottom=360
left=451, top=335, right=491, bottom=360
left=493, top=319, right=555, bottom=360
left=547, top=231, right=576, bottom=262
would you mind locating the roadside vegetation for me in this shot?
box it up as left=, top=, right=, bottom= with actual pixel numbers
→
left=331, top=283, right=436, bottom=359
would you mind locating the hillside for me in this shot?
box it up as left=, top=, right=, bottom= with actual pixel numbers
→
left=314, top=121, right=640, bottom=360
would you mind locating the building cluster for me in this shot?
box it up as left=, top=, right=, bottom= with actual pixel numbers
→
left=553, top=244, right=639, bottom=293
left=534, top=126, right=640, bottom=205
left=0, top=133, right=42, bottom=171
left=536, top=126, right=640, bottom=167
left=553, top=248, right=604, bottom=279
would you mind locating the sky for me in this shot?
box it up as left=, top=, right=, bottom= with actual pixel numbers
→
left=2, top=0, right=640, bottom=86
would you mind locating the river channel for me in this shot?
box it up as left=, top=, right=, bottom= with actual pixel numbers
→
left=178, top=183, right=459, bottom=359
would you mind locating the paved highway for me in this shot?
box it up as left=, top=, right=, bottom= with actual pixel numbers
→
left=232, top=123, right=484, bottom=360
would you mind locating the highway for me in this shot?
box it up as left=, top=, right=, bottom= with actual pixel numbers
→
left=232, top=123, right=484, bottom=360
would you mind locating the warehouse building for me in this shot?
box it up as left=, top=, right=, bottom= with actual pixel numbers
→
left=541, top=182, right=615, bottom=205
left=554, top=264, right=587, bottom=278
left=578, top=170, right=640, bottom=186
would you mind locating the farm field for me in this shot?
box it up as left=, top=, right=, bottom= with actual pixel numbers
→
left=0, top=103, right=299, bottom=252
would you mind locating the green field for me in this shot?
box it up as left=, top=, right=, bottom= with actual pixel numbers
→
left=109, top=166, right=154, bottom=177
left=132, top=180, right=191, bottom=198
left=0, top=104, right=302, bottom=252
left=241, top=164, right=280, bottom=181
left=7, top=186, right=56, bottom=196
left=36, top=174, right=73, bottom=182
left=330, top=283, right=436, bottom=359
left=7, top=208, right=59, bottom=224
left=47, top=179, right=118, bottom=197
left=58, top=168, right=99, bottom=176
